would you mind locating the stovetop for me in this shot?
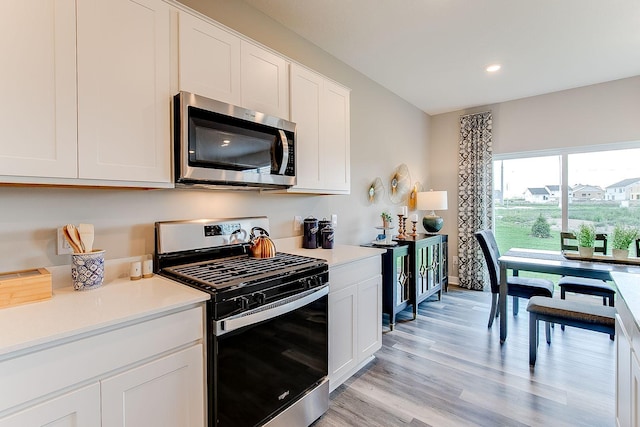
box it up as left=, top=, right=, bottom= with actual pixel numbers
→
left=155, top=218, right=329, bottom=319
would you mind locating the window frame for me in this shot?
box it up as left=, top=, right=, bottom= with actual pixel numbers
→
left=493, top=140, right=640, bottom=233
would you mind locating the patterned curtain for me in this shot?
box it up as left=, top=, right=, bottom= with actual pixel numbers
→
left=458, top=112, right=493, bottom=290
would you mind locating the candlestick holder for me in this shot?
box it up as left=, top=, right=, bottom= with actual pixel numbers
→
left=410, top=220, right=417, bottom=237
left=396, top=214, right=407, bottom=239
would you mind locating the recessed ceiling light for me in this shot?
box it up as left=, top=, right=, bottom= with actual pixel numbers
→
left=486, top=64, right=501, bottom=73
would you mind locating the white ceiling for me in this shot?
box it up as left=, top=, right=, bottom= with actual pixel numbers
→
left=242, top=0, right=640, bottom=115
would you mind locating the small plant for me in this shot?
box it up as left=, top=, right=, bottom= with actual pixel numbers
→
left=610, top=225, right=640, bottom=250
left=577, top=223, right=596, bottom=248
left=381, top=212, right=393, bottom=224
left=531, top=214, right=551, bottom=238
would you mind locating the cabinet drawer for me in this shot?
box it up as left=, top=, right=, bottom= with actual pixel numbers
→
left=330, top=256, right=381, bottom=293
left=0, top=306, right=203, bottom=413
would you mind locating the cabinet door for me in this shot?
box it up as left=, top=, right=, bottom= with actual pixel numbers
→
left=240, top=41, right=289, bottom=119
left=290, top=63, right=322, bottom=190
left=358, top=276, right=382, bottom=358
left=632, top=351, right=640, bottom=427
left=289, top=64, right=351, bottom=194
left=328, top=285, right=358, bottom=386
left=77, top=0, right=171, bottom=183
left=0, top=0, right=77, bottom=178
left=178, top=11, right=241, bottom=105
left=320, top=80, right=350, bottom=193
left=102, top=344, right=204, bottom=427
left=0, top=383, right=100, bottom=427
left=617, top=316, right=632, bottom=427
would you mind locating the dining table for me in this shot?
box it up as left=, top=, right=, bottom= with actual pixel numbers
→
left=497, top=248, right=640, bottom=343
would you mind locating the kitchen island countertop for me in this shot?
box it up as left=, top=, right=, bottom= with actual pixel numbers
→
left=612, top=271, right=640, bottom=330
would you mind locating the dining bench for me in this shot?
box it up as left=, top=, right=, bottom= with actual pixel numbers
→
left=527, top=296, right=616, bottom=366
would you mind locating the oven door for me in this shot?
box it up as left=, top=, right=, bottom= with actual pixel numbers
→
left=213, top=286, right=328, bottom=427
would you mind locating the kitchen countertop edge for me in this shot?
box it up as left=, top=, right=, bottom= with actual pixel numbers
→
left=274, top=238, right=385, bottom=267
left=0, top=275, right=209, bottom=358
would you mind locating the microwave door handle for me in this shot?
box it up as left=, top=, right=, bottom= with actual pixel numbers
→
left=277, top=130, right=289, bottom=175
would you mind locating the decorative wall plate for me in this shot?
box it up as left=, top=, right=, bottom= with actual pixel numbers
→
left=368, top=177, right=384, bottom=204
left=408, top=182, right=424, bottom=210
left=389, top=164, right=411, bottom=204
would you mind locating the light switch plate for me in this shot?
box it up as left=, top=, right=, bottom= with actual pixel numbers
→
left=293, top=216, right=303, bottom=231
left=331, top=214, right=338, bottom=228
left=57, top=227, right=73, bottom=255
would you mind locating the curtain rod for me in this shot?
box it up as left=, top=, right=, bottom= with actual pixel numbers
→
left=459, top=110, right=491, bottom=119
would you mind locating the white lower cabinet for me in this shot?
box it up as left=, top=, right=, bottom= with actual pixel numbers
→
left=632, top=352, right=640, bottom=427
left=0, top=306, right=205, bottom=426
left=0, top=383, right=101, bottom=427
left=617, top=314, right=632, bottom=427
left=102, top=345, right=204, bottom=427
left=328, top=255, right=382, bottom=391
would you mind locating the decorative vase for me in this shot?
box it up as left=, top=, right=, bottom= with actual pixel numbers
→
left=578, top=246, right=594, bottom=258
left=383, top=219, right=391, bottom=229
left=612, top=248, right=629, bottom=260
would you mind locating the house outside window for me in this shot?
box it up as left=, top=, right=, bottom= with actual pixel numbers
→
left=493, top=144, right=640, bottom=259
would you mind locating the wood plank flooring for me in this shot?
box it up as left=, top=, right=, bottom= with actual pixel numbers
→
left=313, top=286, right=615, bottom=427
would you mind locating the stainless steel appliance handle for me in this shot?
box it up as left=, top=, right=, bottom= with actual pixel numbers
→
left=277, top=129, right=289, bottom=175
left=215, top=284, right=328, bottom=335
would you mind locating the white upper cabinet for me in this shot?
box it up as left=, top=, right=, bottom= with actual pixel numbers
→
left=289, top=63, right=351, bottom=194
left=77, top=0, right=172, bottom=183
left=177, top=11, right=289, bottom=119
left=178, top=11, right=241, bottom=106
left=0, top=0, right=172, bottom=187
left=240, top=41, right=289, bottom=119
left=0, top=0, right=78, bottom=179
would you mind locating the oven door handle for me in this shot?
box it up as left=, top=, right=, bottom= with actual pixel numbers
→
left=215, top=285, right=328, bottom=335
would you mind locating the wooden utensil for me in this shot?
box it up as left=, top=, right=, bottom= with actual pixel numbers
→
left=78, top=223, right=94, bottom=252
left=64, top=224, right=84, bottom=253
left=62, top=225, right=81, bottom=253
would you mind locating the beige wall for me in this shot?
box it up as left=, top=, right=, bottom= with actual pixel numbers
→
left=0, top=0, right=430, bottom=272
left=430, top=75, right=640, bottom=279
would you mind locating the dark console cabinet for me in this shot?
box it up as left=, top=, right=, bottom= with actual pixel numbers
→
left=378, top=234, right=448, bottom=329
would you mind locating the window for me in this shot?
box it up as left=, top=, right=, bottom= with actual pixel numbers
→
left=493, top=144, right=640, bottom=256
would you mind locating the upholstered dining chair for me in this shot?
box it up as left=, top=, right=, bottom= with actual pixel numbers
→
left=559, top=232, right=615, bottom=307
left=475, top=230, right=555, bottom=328
left=636, top=238, right=640, bottom=258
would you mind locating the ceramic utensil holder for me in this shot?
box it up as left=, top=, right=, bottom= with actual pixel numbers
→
left=71, top=250, right=105, bottom=291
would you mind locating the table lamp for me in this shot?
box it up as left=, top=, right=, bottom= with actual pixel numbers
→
left=417, top=190, right=448, bottom=233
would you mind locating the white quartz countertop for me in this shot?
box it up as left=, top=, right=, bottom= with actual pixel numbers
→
left=274, top=238, right=385, bottom=267
left=612, top=271, right=640, bottom=330
left=0, top=275, right=209, bottom=358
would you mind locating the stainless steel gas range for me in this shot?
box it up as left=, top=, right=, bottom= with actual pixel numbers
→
left=154, top=218, right=329, bottom=427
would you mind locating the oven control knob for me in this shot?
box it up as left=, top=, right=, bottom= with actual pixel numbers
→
left=238, top=296, right=250, bottom=310
left=308, top=275, right=321, bottom=289
left=253, top=292, right=266, bottom=305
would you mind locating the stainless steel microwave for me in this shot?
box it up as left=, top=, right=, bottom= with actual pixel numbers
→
left=173, top=91, right=296, bottom=189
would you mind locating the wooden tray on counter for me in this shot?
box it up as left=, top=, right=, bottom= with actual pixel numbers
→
left=0, top=268, right=52, bottom=308
left=562, top=251, right=640, bottom=266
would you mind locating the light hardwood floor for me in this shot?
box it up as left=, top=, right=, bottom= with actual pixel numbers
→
left=314, top=286, right=616, bottom=427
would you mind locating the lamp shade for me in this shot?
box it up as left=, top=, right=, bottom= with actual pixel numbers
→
left=417, top=191, right=448, bottom=212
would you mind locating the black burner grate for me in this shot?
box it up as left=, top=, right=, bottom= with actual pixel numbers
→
left=163, top=252, right=325, bottom=290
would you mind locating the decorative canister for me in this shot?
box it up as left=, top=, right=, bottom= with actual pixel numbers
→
left=318, top=218, right=331, bottom=247
left=321, top=225, right=335, bottom=249
left=71, top=249, right=105, bottom=291
left=303, top=216, right=319, bottom=249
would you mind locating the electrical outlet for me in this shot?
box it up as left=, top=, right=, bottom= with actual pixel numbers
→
left=453, top=256, right=459, bottom=267
left=293, top=216, right=302, bottom=231
left=57, top=227, right=73, bottom=255
left=331, top=214, right=338, bottom=228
